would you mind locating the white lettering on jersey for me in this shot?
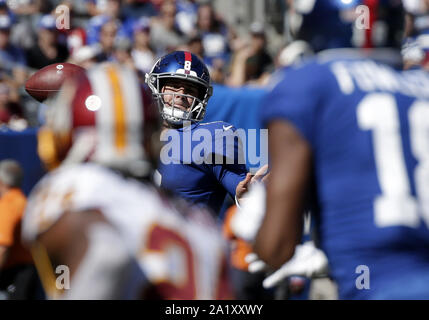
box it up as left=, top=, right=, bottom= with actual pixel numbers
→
left=330, top=61, right=429, bottom=98
left=357, top=93, right=429, bottom=228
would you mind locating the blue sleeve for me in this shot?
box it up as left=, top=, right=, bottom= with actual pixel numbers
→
left=210, top=124, right=248, bottom=197
left=259, top=62, right=327, bottom=145
left=212, top=163, right=247, bottom=197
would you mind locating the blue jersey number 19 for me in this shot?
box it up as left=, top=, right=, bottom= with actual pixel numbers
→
left=357, top=93, right=429, bottom=228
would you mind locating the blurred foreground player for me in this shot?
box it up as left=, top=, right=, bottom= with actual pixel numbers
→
left=22, top=63, right=233, bottom=299
left=254, top=0, right=429, bottom=299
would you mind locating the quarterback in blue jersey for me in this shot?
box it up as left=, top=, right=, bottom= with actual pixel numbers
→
left=146, top=51, right=259, bottom=214
left=254, top=0, right=429, bottom=299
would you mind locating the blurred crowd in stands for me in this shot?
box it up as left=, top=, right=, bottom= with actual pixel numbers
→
left=1, top=0, right=428, bottom=131
left=0, top=0, right=293, bottom=130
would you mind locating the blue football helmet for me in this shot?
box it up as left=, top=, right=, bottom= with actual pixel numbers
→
left=287, top=0, right=404, bottom=52
left=145, top=51, right=213, bottom=126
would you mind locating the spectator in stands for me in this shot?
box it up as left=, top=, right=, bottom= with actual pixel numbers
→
left=226, top=43, right=252, bottom=87
left=149, top=0, right=185, bottom=55
left=86, top=0, right=134, bottom=48
left=175, top=0, right=199, bottom=37
left=87, top=14, right=113, bottom=45
left=187, top=33, right=204, bottom=58
left=7, top=0, right=39, bottom=51
left=6, top=0, right=42, bottom=16
left=210, top=57, right=226, bottom=84
left=0, top=1, right=10, bottom=16
left=86, top=0, right=121, bottom=17
left=195, top=3, right=230, bottom=68
left=0, top=13, right=28, bottom=92
left=188, top=33, right=226, bottom=84
left=243, top=22, right=273, bottom=84
left=94, top=18, right=119, bottom=62
left=25, top=14, right=69, bottom=70
left=0, top=81, right=27, bottom=131
left=121, top=0, right=158, bottom=20
left=113, top=36, right=134, bottom=69
left=148, top=0, right=163, bottom=12
left=0, top=160, right=40, bottom=299
left=226, top=22, right=273, bottom=87
left=0, top=14, right=26, bottom=71
left=131, top=17, right=155, bottom=75
left=0, top=85, right=9, bottom=126
left=86, top=0, right=136, bottom=42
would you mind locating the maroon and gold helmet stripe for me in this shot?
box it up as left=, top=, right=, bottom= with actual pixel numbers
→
left=106, top=65, right=127, bottom=153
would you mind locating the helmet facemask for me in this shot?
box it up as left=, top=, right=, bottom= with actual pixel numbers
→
left=156, top=91, right=206, bottom=126
left=146, top=72, right=212, bottom=127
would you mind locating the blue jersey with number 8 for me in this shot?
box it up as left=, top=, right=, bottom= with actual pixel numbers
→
left=261, top=49, right=429, bottom=299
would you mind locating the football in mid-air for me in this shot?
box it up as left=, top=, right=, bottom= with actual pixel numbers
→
left=25, top=63, right=85, bottom=102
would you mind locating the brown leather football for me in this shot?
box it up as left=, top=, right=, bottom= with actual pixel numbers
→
left=25, top=63, right=86, bottom=102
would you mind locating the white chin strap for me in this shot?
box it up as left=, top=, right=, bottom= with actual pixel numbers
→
left=162, top=105, right=190, bottom=126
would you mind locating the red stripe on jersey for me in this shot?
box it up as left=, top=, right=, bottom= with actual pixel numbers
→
left=184, top=51, right=192, bottom=74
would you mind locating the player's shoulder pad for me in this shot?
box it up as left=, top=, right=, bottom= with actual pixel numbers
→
left=23, top=163, right=122, bottom=242
left=317, top=48, right=372, bottom=63
left=33, top=163, right=119, bottom=197
left=268, top=55, right=333, bottom=96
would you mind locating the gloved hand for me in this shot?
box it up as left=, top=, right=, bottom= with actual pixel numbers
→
left=245, top=241, right=329, bottom=289
left=245, top=252, right=268, bottom=273
left=231, top=181, right=266, bottom=243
